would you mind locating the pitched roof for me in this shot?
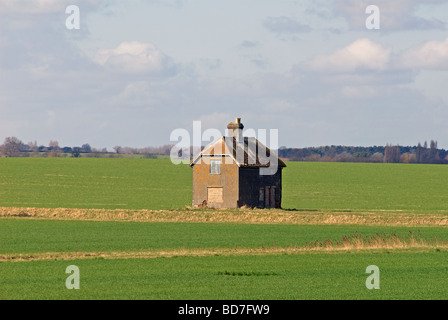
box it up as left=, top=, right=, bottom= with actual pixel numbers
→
left=190, top=136, right=286, bottom=168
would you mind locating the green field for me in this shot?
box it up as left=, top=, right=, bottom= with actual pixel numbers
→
left=1, top=158, right=448, bottom=300
left=0, top=158, right=190, bottom=209
left=2, top=219, right=448, bottom=254
left=2, top=251, right=448, bottom=300
left=1, top=158, right=448, bottom=213
left=1, top=218, right=448, bottom=300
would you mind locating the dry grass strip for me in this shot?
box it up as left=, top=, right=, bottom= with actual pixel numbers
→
left=305, top=230, right=446, bottom=250
left=1, top=232, right=447, bottom=263
left=1, top=207, right=448, bottom=226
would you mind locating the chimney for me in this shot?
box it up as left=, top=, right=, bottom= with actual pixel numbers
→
left=227, top=117, right=244, bottom=142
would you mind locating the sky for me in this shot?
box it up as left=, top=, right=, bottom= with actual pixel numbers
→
left=1, top=0, right=448, bottom=150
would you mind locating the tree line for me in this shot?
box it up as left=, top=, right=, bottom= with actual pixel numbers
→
left=0, top=137, right=172, bottom=158
left=278, top=140, right=448, bottom=164
left=1, top=136, right=447, bottom=164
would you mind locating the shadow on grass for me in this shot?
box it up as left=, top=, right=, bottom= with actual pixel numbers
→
left=181, top=205, right=353, bottom=214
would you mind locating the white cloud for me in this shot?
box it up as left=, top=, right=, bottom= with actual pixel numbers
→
left=305, top=38, right=391, bottom=73
left=94, top=41, right=176, bottom=75
left=0, top=0, right=103, bottom=14
left=0, top=0, right=64, bottom=13
left=398, top=37, right=448, bottom=70
left=2, top=0, right=448, bottom=149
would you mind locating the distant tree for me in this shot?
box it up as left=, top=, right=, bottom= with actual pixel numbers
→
left=27, top=141, right=39, bottom=157
left=27, top=141, right=38, bottom=152
left=353, top=151, right=370, bottom=159
left=72, top=147, right=81, bottom=158
left=113, top=146, right=122, bottom=154
left=304, top=154, right=321, bottom=162
left=334, top=152, right=353, bottom=162
left=414, top=140, right=440, bottom=164
left=371, top=152, right=384, bottom=163
left=429, top=140, right=439, bottom=164
left=48, top=149, right=61, bottom=157
left=384, top=144, right=400, bottom=163
left=400, top=153, right=411, bottom=163
left=416, top=143, right=423, bottom=163
left=81, top=143, right=92, bottom=153
left=2, top=137, right=24, bottom=157
left=49, top=140, right=59, bottom=150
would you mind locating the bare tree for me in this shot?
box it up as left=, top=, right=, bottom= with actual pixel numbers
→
left=384, top=144, right=400, bottom=163
left=416, top=143, right=423, bottom=163
left=27, top=141, right=38, bottom=151
left=371, top=152, right=384, bottom=163
left=49, top=140, right=59, bottom=149
left=27, top=141, right=39, bottom=157
left=2, top=137, right=24, bottom=157
left=429, top=140, right=440, bottom=163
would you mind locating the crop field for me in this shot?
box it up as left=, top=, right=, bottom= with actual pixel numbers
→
left=1, top=158, right=448, bottom=213
left=1, top=158, right=448, bottom=300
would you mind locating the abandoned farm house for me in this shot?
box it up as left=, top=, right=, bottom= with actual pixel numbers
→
left=190, top=118, right=286, bottom=209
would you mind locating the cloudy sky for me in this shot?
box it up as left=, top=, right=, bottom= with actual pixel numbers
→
left=1, top=0, right=448, bottom=150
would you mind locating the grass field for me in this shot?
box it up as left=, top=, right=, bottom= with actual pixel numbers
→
left=1, top=158, right=448, bottom=212
left=2, top=251, right=448, bottom=300
left=0, top=158, right=190, bottom=209
left=1, top=158, right=448, bottom=300
left=2, top=219, right=448, bottom=255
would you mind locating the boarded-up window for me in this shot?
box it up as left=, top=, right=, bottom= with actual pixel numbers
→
left=210, top=160, right=221, bottom=174
left=208, top=187, right=223, bottom=203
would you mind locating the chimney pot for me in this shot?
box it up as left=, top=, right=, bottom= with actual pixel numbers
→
left=227, top=118, right=244, bottom=142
